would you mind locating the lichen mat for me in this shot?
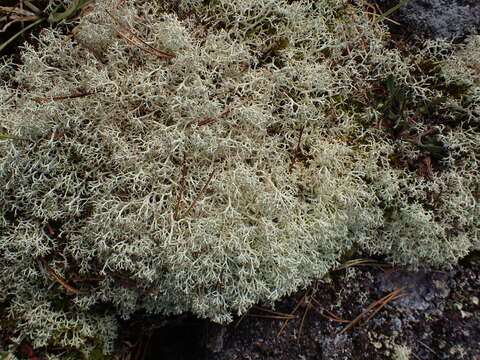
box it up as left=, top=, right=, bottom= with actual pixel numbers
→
left=0, top=0, right=478, bottom=357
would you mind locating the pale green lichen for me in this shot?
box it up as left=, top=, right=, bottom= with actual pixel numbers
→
left=0, top=0, right=478, bottom=356
left=392, top=344, right=411, bottom=360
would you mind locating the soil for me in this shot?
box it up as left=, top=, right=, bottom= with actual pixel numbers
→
left=116, top=254, right=480, bottom=360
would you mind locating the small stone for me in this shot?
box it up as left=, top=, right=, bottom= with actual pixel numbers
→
left=390, top=318, right=402, bottom=332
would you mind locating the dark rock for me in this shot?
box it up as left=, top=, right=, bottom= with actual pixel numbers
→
left=205, top=323, right=227, bottom=354
left=378, top=270, right=451, bottom=312
left=376, top=0, right=480, bottom=38
left=320, top=334, right=353, bottom=360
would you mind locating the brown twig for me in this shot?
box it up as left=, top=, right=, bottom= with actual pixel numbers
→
left=310, top=305, right=349, bottom=323
left=1, top=15, right=38, bottom=32
left=234, top=312, right=248, bottom=328
left=38, top=256, right=89, bottom=295
left=134, top=333, right=152, bottom=360
left=116, top=31, right=171, bottom=58
left=91, top=267, right=160, bottom=295
left=187, top=97, right=252, bottom=129
left=179, top=168, right=216, bottom=220
left=174, top=152, right=188, bottom=221
left=105, top=9, right=175, bottom=59
left=113, top=278, right=160, bottom=295
left=31, top=90, right=100, bottom=103
left=172, top=152, right=216, bottom=221
left=45, top=222, right=55, bottom=236
left=288, top=125, right=305, bottom=172
left=66, top=276, right=104, bottom=282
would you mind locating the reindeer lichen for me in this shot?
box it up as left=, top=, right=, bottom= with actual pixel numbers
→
left=0, top=0, right=478, bottom=356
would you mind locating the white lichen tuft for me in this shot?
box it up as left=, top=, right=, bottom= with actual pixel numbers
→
left=392, top=344, right=411, bottom=360
left=0, top=0, right=478, bottom=355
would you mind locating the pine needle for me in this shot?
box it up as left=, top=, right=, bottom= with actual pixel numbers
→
left=338, top=288, right=407, bottom=334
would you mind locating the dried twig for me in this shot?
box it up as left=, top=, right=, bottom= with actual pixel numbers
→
left=288, top=125, right=305, bottom=172
left=113, top=278, right=160, bottom=295
left=66, top=276, right=104, bottom=282
left=38, top=256, right=89, bottom=295
left=91, top=267, right=160, bottom=295
left=0, top=134, right=31, bottom=142
left=174, top=152, right=188, bottom=221
left=173, top=152, right=216, bottom=221
left=179, top=168, right=215, bottom=220
left=244, top=313, right=298, bottom=320
left=105, top=9, right=175, bottom=59
left=417, top=340, right=440, bottom=358
left=1, top=15, right=38, bottom=32
left=31, top=90, right=100, bottom=103
left=116, top=31, right=170, bottom=58
left=0, top=6, right=37, bottom=17
left=187, top=97, right=252, bottom=129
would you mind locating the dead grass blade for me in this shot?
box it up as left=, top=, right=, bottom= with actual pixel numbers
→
left=372, top=0, right=413, bottom=24
left=116, top=31, right=171, bottom=58
left=66, top=276, right=104, bottom=282
left=0, top=6, right=37, bottom=17
left=113, top=278, right=160, bottom=295
left=173, top=152, right=216, bottom=221
left=1, top=15, right=38, bottom=32
left=363, top=292, right=407, bottom=324
left=0, top=134, right=31, bottom=141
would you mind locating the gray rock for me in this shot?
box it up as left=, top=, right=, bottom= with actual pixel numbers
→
left=320, top=334, right=353, bottom=360
left=378, top=270, right=450, bottom=312
left=390, top=317, right=403, bottom=333
left=377, top=0, right=480, bottom=38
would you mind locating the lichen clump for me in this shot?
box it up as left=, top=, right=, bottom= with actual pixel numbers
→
left=0, top=0, right=479, bottom=356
